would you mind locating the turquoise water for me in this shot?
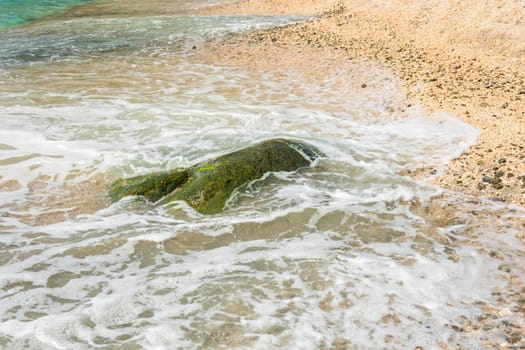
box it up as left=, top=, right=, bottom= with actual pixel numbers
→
left=0, top=0, right=524, bottom=349
left=0, top=0, right=93, bottom=29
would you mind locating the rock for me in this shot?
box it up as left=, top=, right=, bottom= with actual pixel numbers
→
left=493, top=183, right=504, bottom=190
left=490, top=177, right=502, bottom=184
left=490, top=176, right=504, bottom=189
left=444, top=246, right=459, bottom=262
left=109, top=139, right=324, bottom=214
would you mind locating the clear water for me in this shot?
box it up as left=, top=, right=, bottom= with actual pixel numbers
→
left=0, top=0, right=94, bottom=29
left=0, top=1, right=524, bottom=349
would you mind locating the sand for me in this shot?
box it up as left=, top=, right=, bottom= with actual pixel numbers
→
left=196, top=0, right=343, bottom=16
left=192, top=0, right=525, bottom=207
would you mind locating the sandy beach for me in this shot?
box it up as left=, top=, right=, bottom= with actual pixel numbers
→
left=194, top=0, right=525, bottom=207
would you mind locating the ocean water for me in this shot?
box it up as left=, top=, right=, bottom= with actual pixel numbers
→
left=0, top=1, right=524, bottom=349
left=0, top=0, right=94, bottom=29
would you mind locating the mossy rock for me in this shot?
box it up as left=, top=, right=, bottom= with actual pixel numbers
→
left=109, top=139, right=324, bottom=214
left=109, top=169, right=189, bottom=203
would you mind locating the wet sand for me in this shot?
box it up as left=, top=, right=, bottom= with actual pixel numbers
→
left=193, top=0, right=525, bottom=207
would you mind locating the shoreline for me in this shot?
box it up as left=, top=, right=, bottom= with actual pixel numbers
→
left=193, top=0, right=525, bottom=207
left=191, top=2, right=525, bottom=345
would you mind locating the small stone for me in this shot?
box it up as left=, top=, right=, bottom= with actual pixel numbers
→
left=489, top=250, right=503, bottom=259
left=497, top=157, right=507, bottom=164
left=507, top=173, right=514, bottom=178
left=444, top=246, right=459, bottom=262
left=450, top=324, right=464, bottom=332
left=490, top=177, right=502, bottom=185
left=482, top=176, right=492, bottom=183
left=429, top=169, right=438, bottom=175
left=361, top=83, right=367, bottom=88
left=492, top=183, right=504, bottom=190
left=494, top=171, right=505, bottom=178
left=506, top=332, right=521, bottom=344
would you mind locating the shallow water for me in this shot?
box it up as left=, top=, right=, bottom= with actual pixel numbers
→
left=0, top=0, right=94, bottom=29
left=0, top=1, right=524, bottom=349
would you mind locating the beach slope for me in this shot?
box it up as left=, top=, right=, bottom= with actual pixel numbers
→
left=194, top=0, right=525, bottom=206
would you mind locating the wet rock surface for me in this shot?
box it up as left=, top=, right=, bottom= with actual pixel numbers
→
left=109, top=139, right=324, bottom=214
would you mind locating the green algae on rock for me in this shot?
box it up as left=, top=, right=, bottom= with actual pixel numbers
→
left=109, top=139, right=324, bottom=214
left=109, top=169, right=190, bottom=203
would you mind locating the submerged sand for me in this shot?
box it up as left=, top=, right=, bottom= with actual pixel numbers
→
left=193, top=0, right=525, bottom=207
